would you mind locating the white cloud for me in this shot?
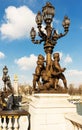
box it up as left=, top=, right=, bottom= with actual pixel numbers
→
left=15, top=54, right=37, bottom=70
left=18, top=74, right=33, bottom=85
left=67, top=69, right=82, bottom=76
left=64, top=54, right=72, bottom=64
left=66, top=69, right=82, bottom=86
left=0, top=52, right=5, bottom=59
left=0, top=6, right=36, bottom=40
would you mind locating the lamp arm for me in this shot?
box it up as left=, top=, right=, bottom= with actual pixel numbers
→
left=38, top=28, right=47, bottom=41
left=31, top=39, right=44, bottom=44
left=58, top=31, right=68, bottom=39
left=52, top=30, right=68, bottom=44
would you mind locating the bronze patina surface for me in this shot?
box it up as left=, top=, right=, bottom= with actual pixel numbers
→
left=0, top=109, right=29, bottom=116
left=30, top=2, right=70, bottom=93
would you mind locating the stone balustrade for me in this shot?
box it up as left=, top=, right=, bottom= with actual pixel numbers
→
left=0, top=109, right=30, bottom=130
left=65, top=113, right=82, bottom=130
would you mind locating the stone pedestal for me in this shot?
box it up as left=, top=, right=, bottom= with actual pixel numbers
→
left=29, top=93, right=76, bottom=130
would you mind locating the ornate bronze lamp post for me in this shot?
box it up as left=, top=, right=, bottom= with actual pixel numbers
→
left=30, top=2, right=70, bottom=92
left=2, top=66, right=13, bottom=92
left=30, top=2, right=70, bottom=68
left=2, top=66, right=8, bottom=91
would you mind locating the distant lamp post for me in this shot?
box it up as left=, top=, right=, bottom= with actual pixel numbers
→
left=3, top=66, right=8, bottom=75
left=30, top=2, right=70, bottom=68
left=2, top=66, right=8, bottom=91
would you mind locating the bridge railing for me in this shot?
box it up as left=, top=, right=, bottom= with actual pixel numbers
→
left=65, top=113, right=82, bottom=130
left=0, top=109, right=30, bottom=130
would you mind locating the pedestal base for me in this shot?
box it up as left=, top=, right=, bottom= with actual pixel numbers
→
left=29, top=93, right=76, bottom=130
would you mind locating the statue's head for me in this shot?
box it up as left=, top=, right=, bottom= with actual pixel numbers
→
left=53, top=53, right=60, bottom=61
left=38, top=54, right=44, bottom=61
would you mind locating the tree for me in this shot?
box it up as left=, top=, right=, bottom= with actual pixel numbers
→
left=18, top=84, right=32, bottom=95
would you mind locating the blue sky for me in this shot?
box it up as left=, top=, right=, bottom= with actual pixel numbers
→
left=0, top=0, right=82, bottom=88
